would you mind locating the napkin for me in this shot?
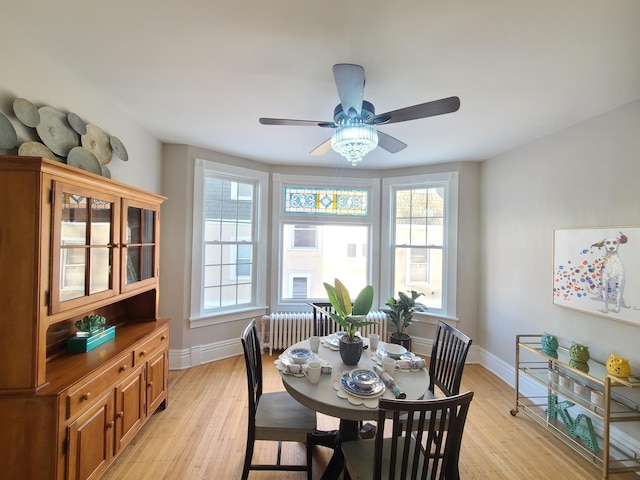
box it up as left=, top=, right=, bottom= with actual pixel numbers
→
left=373, top=365, right=406, bottom=399
left=396, top=357, right=426, bottom=371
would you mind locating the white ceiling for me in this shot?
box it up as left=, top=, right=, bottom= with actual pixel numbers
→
left=7, top=0, right=640, bottom=169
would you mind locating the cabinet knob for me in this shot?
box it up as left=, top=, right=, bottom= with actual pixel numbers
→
left=81, top=393, right=91, bottom=401
left=117, top=411, right=124, bottom=419
left=139, top=350, right=146, bottom=357
left=147, top=381, right=153, bottom=388
left=107, top=421, right=114, bottom=429
left=161, top=336, right=167, bottom=341
left=119, top=365, right=128, bottom=373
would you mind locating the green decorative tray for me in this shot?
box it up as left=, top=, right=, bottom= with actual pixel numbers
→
left=67, top=326, right=116, bottom=353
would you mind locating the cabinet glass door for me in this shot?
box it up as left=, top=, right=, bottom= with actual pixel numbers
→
left=122, top=200, right=159, bottom=292
left=50, top=183, right=119, bottom=314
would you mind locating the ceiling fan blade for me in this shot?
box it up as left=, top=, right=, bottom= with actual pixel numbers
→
left=259, top=118, right=335, bottom=128
left=333, top=64, right=365, bottom=117
left=372, top=96, right=460, bottom=125
left=377, top=131, right=407, bottom=153
left=309, top=138, right=333, bottom=156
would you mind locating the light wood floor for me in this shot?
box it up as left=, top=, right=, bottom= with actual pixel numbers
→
left=102, top=354, right=637, bottom=480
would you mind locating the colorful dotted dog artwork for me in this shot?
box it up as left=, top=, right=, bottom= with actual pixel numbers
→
left=553, top=228, right=640, bottom=324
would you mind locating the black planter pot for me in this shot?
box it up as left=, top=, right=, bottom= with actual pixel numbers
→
left=389, top=332, right=412, bottom=351
left=339, top=336, right=363, bottom=365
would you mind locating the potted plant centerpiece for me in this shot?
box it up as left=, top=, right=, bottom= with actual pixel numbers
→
left=311, top=278, right=375, bottom=365
left=67, top=314, right=115, bottom=353
left=385, top=290, right=426, bottom=350
left=75, top=314, right=107, bottom=337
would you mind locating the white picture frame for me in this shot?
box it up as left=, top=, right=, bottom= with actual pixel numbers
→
left=553, top=226, right=640, bottom=326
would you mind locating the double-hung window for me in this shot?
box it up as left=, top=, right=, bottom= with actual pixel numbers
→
left=381, top=172, right=458, bottom=317
left=272, top=174, right=380, bottom=308
left=191, top=159, right=268, bottom=325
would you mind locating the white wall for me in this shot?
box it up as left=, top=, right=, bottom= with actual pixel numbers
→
left=0, top=23, right=162, bottom=193
left=480, top=99, right=640, bottom=371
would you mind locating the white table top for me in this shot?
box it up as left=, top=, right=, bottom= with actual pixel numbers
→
left=279, top=337, right=430, bottom=422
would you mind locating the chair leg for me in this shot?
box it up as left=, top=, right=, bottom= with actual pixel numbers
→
left=242, top=431, right=255, bottom=480
left=276, top=440, right=283, bottom=465
left=306, top=433, right=313, bottom=480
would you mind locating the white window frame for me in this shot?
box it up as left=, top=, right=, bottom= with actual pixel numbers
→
left=230, top=181, right=253, bottom=201
left=288, top=273, right=312, bottom=299
left=271, top=173, right=381, bottom=311
left=290, top=224, right=319, bottom=250
left=190, top=158, right=269, bottom=327
left=406, top=247, right=430, bottom=286
left=381, top=172, right=458, bottom=318
left=230, top=242, right=252, bottom=280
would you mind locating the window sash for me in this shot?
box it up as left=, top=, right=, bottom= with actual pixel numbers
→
left=382, top=172, right=458, bottom=317
left=272, top=174, right=379, bottom=308
left=190, top=159, right=268, bottom=324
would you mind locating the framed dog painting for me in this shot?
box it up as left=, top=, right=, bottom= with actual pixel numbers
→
left=553, top=226, right=640, bottom=325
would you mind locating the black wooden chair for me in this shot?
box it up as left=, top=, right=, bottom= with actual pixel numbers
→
left=428, top=320, right=473, bottom=398
left=394, top=321, right=473, bottom=439
left=240, top=319, right=317, bottom=480
left=342, top=391, right=474, bottom=480
left=311, top=301, right=339, bottom=336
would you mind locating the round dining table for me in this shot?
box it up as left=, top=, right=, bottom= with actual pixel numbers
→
left=278, top=336, right=430, bottom=479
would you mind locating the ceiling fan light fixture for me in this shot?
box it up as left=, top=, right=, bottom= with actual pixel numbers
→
left=331, top=123, right=378, bottom=166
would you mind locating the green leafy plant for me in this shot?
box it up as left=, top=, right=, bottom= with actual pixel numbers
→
left=385, top=290, right=426, bottom=337
left=75, top=314, right=106, bottom=333
left=311, top=278, right=375, bottom=342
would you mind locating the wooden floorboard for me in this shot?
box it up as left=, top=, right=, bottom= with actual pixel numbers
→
left=102, top=355, right=638, bottom=479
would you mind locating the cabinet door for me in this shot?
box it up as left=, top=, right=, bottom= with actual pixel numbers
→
left=50, top=182, right=120, bottom=315
left=66, top=390, right=114, bottom=480
left=146, top=350, right=168, bottom=413
left=121, top=199, right=160, bottom=293
left=114, top=365, right=146, bottom=452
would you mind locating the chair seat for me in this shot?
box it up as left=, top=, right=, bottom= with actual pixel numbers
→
left=401, top=389, right=439, bottom=423
left=343, top=437, right=426, bottom=480
left=255, top=391, right=317, bottom=442
left=422, top=390, right=437, bottom=401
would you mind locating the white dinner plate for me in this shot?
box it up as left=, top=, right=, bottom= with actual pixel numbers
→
left=323, top=331, right=346, bottom=348
left=376, top=345, right=412, bottom=361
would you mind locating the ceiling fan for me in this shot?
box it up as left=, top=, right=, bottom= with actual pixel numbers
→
left=259, top=63, right=460, bottom=166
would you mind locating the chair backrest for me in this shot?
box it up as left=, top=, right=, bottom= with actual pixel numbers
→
left=311, top=302, right=338, bottom=336
left=429, top=321, right=472, bottom=397
left=241, top=319, right=263, bottom=422
left=375, top=392, right=474, bottom=480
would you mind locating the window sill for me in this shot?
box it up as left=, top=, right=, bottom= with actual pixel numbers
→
left=412, top=311, right=459, bottom=326
left=189, top=306, right=269, bottom=328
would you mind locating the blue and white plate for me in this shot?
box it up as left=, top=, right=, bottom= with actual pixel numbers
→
left=350, top=369, right=379, bottom=390
left=340, top=371, right=385, bottom=398
left=288, top=347, right=311, bottom=364
left=280, top=348, right=319, bottom=366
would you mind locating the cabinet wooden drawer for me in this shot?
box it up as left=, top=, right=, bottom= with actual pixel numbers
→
left=133, top=327, right=168, bottom=366
left=67, top=353, right=133, bottom=419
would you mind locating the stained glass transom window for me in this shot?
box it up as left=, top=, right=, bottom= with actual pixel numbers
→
left=284, top=187, right=368, bottom=216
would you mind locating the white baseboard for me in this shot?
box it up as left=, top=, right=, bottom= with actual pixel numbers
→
left=169, top=338, right=242, bottom=370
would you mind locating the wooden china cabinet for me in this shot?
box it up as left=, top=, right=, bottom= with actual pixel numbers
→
left=0, top=156, right=169, bottom=480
